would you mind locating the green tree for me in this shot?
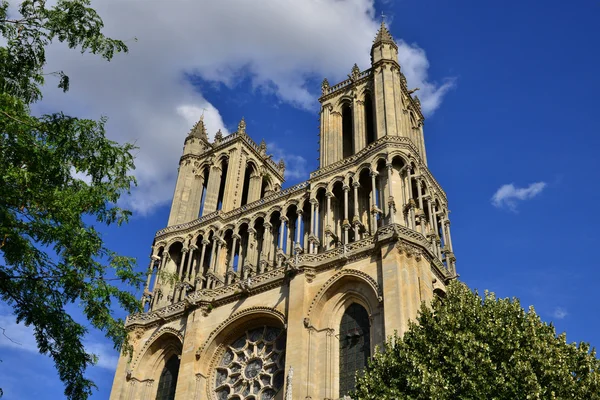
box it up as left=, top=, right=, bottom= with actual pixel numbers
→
left=355, top=281, right=600, bottom=400
left=0, top=1, right=143, bottom=398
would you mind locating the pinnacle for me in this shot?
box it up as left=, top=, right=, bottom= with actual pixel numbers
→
left=373, top=20, right=395, bottom=46
left=188, top=115, right=208, bottom=140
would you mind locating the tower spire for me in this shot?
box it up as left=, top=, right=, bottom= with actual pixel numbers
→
left=188, top=114, right=208, bottom=141
left=370, top=18, right=398, bottom=65
left=372, top=19, right=396, bottom=47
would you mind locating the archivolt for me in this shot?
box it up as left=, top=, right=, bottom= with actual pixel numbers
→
left=196, top=306, right=286, bottom=362
left=130, top=326, right=184, bottom=372
left=307, top=269, right=382, bottom=321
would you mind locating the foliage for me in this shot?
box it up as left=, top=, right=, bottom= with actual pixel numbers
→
left=0, top=1, right=143, bottom=398
left=355, top=281, right=600, bottom=400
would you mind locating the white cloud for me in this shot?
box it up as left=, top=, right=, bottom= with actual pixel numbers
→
left=396, top=39, right=456, bottom=115
left=0, top=312, right=118, bottom=370
left=491, top=182, right=547, bottom=211
left=33, top=0, right=453, bottom=215
left=552, top=307, right=568, bottom=320
left=267, top=142, right=309, bottom=182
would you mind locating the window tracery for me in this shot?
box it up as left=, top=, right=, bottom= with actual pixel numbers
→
left=214, top=326, right=286, bottom=400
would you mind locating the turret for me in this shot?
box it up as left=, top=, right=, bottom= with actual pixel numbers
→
left=183, top=114, right=210, bottom=156
left=370, top=21, right=399, bottom=65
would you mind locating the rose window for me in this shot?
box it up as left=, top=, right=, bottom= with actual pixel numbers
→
left=214, top=326, right=286, bottom=400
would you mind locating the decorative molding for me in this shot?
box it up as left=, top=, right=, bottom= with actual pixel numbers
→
left=130, top=326, right=184, bottom=372
left=196, top=306, right=286, bottom=360
left=306, top=269, right=383, bottom=320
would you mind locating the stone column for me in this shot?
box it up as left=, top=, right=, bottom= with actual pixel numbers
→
left=199, top=240, right=209, bottom=272
left=386, top=163, right=395, bottom=224
left=143, top=258, right=154, bottom=293
left=445, top=218, right=454, bottom=253
left=278, top=217, right=286, bottom=250
left=343, top=185, right=350, bottom=244
left=231, top=234, right=239, bottom=272
left=190, top=174, right=205, bottom=221
left=430, top=204, right=442, bottom=259
left=286, top=217, right=294, bottom=256
left=440, top=213, right=449, bottom=252
left=215, top=238, right=225, bottom=276
left=352, top=182, right=360, bottom=239
left=406, top=168, right=416, bottom=229
left=400, top=167, right=408, bottom=226
left=186, top=245, right=196, bottom=283
left=173, top=248, right=188, bottom=302
left=314, top=200, right=320, bottom=253
left=202, top=165, right=223, bottom=214
left=264, top=222, right=273, bottom=265
left=325, top=192, right=332, bottom=250
left=247, top=228, right=258, bottom=267
left=209, top=238, right=218, bottom=273
left=247, top=174, right=263, bottom=203
left=354, top=99, right=365, bottom=152
left=196, top=239, right=209, bottom=288
left=370, top=170, right=379, bottom=232
left=416, top=177, right=424, bottom=211
left=239, top=234, right=246, bottom=272
left=309, top=199, right=317, bottom=254
left=295, top=210, right=303, bottom=251
left=152, top=253, right=167, bottom=293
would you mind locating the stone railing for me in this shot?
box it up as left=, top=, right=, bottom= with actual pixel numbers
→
left=322, top=69, right=372, bottom=96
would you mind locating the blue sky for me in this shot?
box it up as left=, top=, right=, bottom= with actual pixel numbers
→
left=2, top=0, right=600, bottom=398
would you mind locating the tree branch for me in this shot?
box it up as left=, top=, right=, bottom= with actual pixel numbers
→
left=0, top=326, right=22, bottom=346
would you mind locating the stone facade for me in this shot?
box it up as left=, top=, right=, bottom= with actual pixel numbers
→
left=109, top=22, right=457, bottom=400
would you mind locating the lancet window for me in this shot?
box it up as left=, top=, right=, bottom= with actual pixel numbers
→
left=339, top=303, right=371, bottom=397
left=341, top=104, right=354, bottom=159
left=155, top=355, right=180, bottom=400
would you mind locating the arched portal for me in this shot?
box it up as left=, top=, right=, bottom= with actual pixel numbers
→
left=339, top=303, right=371, bottom=397
left=155, top=355, right=180, bottom=400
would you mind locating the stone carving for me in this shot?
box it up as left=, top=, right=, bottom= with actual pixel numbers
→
left=321, top=78, right=330, bottom=94
left=238, top=117, right=246, bottom=134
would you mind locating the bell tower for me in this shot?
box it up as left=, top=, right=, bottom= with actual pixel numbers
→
left=111, top=21, right=457, bottom=400
left=167, top=117, right=286, bottom=227
left=319, top=21, right=427, bottom=168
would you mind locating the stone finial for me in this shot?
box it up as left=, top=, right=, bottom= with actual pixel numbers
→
left=400, top=73, right=408, bottom=88
left=351, top=63, right=360, bottom=80
left=373, top=20, right=396, bottom=45
left=188, top=114, right=208, bottom=140
left=259, top=139, right=267, bottom=155
left=238, top=117, right=246, bottom=134
left=278, top=158, right=286, bottom=172
left=413, top=95, right=421, bottom=110
left=321, top=77, right=330, bottom=94
left=214, top=129, right=223, bottom=143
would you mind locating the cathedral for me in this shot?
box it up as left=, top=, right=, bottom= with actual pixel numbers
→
left=110, top=22, right=457, bottom=400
